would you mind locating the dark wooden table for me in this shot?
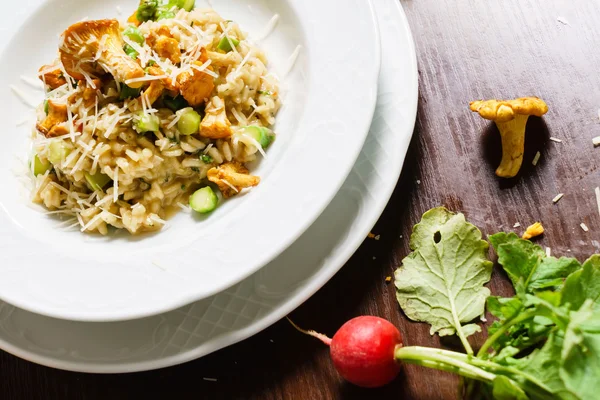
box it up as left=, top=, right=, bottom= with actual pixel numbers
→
left=3, top=0, right=600, bottom=398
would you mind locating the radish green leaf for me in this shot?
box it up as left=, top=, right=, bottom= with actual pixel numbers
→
left=394, top=207, right=493, bottom=354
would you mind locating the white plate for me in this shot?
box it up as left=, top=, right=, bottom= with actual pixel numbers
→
left=0, top=0, right=380, bottom=321
left=0, top=0, right=416, bottom=372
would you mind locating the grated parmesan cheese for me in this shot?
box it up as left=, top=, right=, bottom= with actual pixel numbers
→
left=167, top=111, right=184, bottom=129
left=76, top=198, right=94, bottom=208
left=10, top=85, right=38, bottom=108
left=75, top=62, right=98, bottom=89
left=255, top=14, right=280, bottom=41
left=95, top=34, right=108, bottom=61
left=125, top=74, right=169, bottom=85
left=31, top=170, right=51, bottom=200
left=62, top=148, right=81, bottom=169
left=532, top=151, right=541, bottom=166
left=100, top=208, right=121, bottom=220
left=71, top=148, right=89, bottom=175
left=76, top=213, right=85, bottom=228
left=49, top=181, right=74, bottom=197
left=593, top=136, right=600, bottom=147
left=230, top=107, right=247, bottom=125
left=283, top=45, right=302, bottom=78
left=113, top=167, right=119, bottom=203
left=103, top=108, right=127, bottom=139
left=126, top=149, right=140, bottom=162
left=546, top=247, right=552, bottom=257
left=95, top=194, right=113, bottom=208
left=190, top=59, right=218, bottom=78
left=513, top=222, right=521, bottom=228
left=90, top=154, right=100, bottom=174
left=39, top=209, right=75, bottom=216
left=580, top=223, right=589, bottom=232
left=221, top=178, right=239, bottom=193
left=552, top=193, right=564, bottom=204
left=71, top=31, right=84, bottom=44
left=21, top=75, right=44, bottom=90
left=219, top=22, right=239, bottom=56
left=549, top=137, right=562, bottom=143
left=80, top=212, right=103, bottom=232
left=174, top=18, right=202, bottom=40
left=149, top=214, right=167, bottom=225
left=177, top=202, right=191, bottom=212
left=65, top=97, right=77, bottom=141
left=38, top=64, right=62, bottom=77
left=241, top=133, right=267, bottom=158
left=54, top=219, right=79, bottom=230
left=234, top=49, right=253, bottom=76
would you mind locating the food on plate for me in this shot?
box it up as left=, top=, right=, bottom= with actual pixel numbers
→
left=522, top=221, right=544, bottom=239
left=469, top=97, right=548, bottom=178
left=207, top=162, right=260, bottom=198
left=60, top=20, right=146, bottom=87
left=291, top=207, right=600, bottom=399
left=36, top=100, right=69, bottom=138
left=30, top=0, right=281, bottom=234
left=189, top=186, right=218, bottom=214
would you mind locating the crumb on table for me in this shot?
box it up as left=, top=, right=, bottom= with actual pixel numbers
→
left=522, top=222, right=544, bottom=240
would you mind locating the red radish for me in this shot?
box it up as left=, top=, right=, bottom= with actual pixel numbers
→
left=288, top=316, right=403, bottom=388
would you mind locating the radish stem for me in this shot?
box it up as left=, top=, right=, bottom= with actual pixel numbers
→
left=286, top=317, right=332, bottom=346
left=477, top=310, right=535, bottom=357
left=394, top=346, right=495, bottom=382
left=477, top=301, right=570, bottom=358
left=447, top=292, right=475, bottom=355
left=396, top=346, right=553, bottom=398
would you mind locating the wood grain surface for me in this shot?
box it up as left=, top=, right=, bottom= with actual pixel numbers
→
left=3, top=0, right=600, bottom=399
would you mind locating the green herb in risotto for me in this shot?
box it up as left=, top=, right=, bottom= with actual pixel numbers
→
left=164, top=95, right=188, bottom=112
left=200, top=154, right=213, bottom=164
left=119, top=84, right=142, bottom=100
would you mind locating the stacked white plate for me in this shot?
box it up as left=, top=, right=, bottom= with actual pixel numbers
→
left=0, top=0, right=417, bottom=372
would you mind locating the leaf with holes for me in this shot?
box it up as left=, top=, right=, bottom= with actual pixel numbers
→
left=394, top=207, right=493, bottom=354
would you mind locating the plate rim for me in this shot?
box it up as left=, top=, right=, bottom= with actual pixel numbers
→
left=0, top=0, right=417, bottom=372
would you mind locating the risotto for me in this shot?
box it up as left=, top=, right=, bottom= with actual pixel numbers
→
left=30, top=1, right=281, bottom=235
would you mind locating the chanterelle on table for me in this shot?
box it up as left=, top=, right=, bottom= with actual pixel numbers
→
left=469, top=97, right=548, bottom=178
